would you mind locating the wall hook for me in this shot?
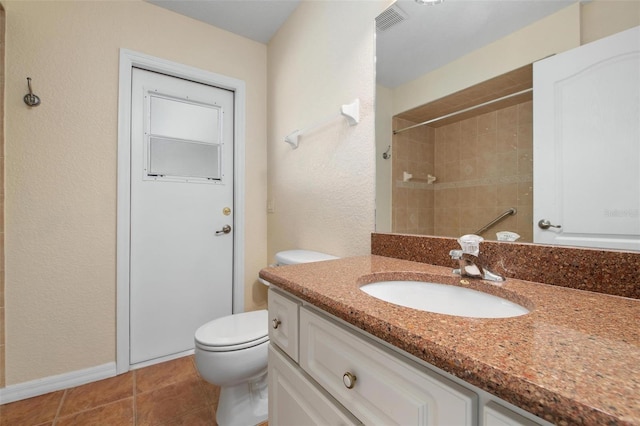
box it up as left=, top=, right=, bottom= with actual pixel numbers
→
left=24, top=77, right=41, bottom=107
left=382, top=145, right=391, bottom=159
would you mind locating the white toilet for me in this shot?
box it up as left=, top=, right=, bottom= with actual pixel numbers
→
left=194, top=249, right=338, bottom=426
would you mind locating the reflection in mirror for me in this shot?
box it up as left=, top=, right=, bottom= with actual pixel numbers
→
left=375, top=0, right=640, bottom=249
left=391, top=65, right=534, bottom=241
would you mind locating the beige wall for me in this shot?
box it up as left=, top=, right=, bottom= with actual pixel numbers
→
left=266, top=1, right=390, bottom=261
left=0, top=4, right=4, bottom=389
left=375, top=84, right=393, bottom=233
left=391, top=3, right=581, bottom=116
left=3, top=0, right=267, bottom=386
left=582, top=0, right=640, bottom=44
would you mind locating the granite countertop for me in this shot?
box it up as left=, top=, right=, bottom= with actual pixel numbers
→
left=259, top=255, right=640, bottom=426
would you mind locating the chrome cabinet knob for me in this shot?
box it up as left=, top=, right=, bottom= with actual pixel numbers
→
left=538, top=219, right=562, bottom=230
left=342, top=372, right=357, bottom=389
left=272, top=318, right=281, bottom=329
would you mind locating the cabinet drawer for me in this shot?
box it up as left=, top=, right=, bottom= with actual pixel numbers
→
left=300, top=307, right=477, bottom=425
left=268, top=288, right=300, bottom=362
left=268, top=345, right=362, bottom=426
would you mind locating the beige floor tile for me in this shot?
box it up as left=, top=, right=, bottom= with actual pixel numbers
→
left=160, top=405, right=216, bottom=426
left=58, top=372, right=133, bottom=417
left=56, top=398, right=134, bottom=426
left=136, top=377, right=209, bottom=426
left=135, top=356, right=198, bottom=394
left=0, top=390, right=63, bottom=425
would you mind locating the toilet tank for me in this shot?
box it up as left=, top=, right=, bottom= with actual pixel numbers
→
left=275, top=249, right=338, bottom=266
left=259, top=250, right=338, bottom=287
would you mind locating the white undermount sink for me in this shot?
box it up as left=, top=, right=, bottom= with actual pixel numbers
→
left=360, top=281, right=529, bottom=318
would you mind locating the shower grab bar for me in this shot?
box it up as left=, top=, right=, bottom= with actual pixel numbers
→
left=474, top=208, right=517, bottom=235
left=393, top=89, right=532, bottom=135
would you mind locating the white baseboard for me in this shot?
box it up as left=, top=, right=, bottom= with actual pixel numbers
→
left=0, top=362, right=117, bottom=405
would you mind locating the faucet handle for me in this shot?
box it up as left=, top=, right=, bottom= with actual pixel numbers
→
left=449, top=249, right=463, bottom=260
left=457, top=234, right=484, bottom=256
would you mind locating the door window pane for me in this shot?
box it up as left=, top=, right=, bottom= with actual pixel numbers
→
left=149, top=137, right=221, bottom=180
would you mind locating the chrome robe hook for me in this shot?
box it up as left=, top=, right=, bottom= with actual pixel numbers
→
left=24, top=77, right=41, bottom=107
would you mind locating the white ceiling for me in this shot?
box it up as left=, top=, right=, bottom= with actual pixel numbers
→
left=148, top=0, right=576, bottom=88
left=148, top=0, right=301, bottom=44
left=376, top=0, right=576, bottom=88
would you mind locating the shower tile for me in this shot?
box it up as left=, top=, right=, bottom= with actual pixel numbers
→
left=517, top=182, right=534, bottom=206
left=0, top=343, right=4, bottom=388
left=393, top=187, right=408, bottom=209
left=458, top=187, right=478, bottom=208
left=0, top=308, right=4, bottom=347
left=460, top=130, right=478, bottom=161
left=476, top=157, right=499, bottom=178
left=496, top=151, right=518, bottom=177
left=517, top=124, right=533, bottom=150
left=477, top=111, right=497, bottom=133
left=497, top=127, right=518, bottom=153
left=518, top=101, right=533, bottom=124
left=459, top=159, right=478, bottom=181
left=407, top=188, right=420, bottom=210
left=477, top=130, right=497, bottom=158
left=460, top=207, right=481, bottom=230
left=445, top=161, right=461, bottom=182
left=497, top=104, right=518, bottom=128
left=476, top=185, right=498, bottom=208
left=517, top=149, right=534, bottom=175
left=497, top=183, right=519, bottom=206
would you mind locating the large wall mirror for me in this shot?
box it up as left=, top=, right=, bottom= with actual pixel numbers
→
left=375, top=0, right=640, bottom=251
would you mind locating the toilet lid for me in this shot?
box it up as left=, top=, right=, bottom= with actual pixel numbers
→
left=195, top=310, right=268, bottom=349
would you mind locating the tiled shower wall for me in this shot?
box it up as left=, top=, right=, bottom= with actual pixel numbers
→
left=391, top=117, right=435, bottom=235
left=1, top=5, right=5, bottom=388
left=392, top=101, right=533, bottom=242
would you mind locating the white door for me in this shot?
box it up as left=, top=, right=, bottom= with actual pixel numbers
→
left=533, top=26, right=640, bottom=251
left=130, top=68, right=234, bottom=365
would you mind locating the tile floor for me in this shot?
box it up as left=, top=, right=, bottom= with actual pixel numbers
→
left=0, top=355, right=250, bottom=426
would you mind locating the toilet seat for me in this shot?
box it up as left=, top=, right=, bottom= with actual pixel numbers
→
left=195, top=310, right=268, bottom=352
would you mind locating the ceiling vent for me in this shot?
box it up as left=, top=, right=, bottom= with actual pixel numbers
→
left=376, top=4, right=408, bottom=32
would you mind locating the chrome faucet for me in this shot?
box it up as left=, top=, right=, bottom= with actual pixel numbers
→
left=449, top=235, right=505, bottom=282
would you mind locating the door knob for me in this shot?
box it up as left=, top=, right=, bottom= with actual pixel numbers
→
left=215, top=225, right=232, bottom=235
left=538, top=219, right=562, bottom=230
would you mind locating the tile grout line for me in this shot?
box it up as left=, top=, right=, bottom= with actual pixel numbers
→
left=133, top=370, right=138, bottom=426
left=51, top=389, right=67, bottom=426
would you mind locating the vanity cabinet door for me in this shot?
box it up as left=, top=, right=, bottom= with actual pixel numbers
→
left=268, top=288, right=301, bottom=362
left=268, top=345, right=362, bottom=426
left=299, top=307, right=477, bottom=425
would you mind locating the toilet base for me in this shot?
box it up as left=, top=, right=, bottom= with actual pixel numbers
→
left=216, top=372, right=268, bottom=426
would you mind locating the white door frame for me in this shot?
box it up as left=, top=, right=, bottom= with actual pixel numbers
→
left=116, top=49, right=246, bottom=374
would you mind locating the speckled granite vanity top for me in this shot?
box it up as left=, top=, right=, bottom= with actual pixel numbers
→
left=260, top=254, right=640, bottom=425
